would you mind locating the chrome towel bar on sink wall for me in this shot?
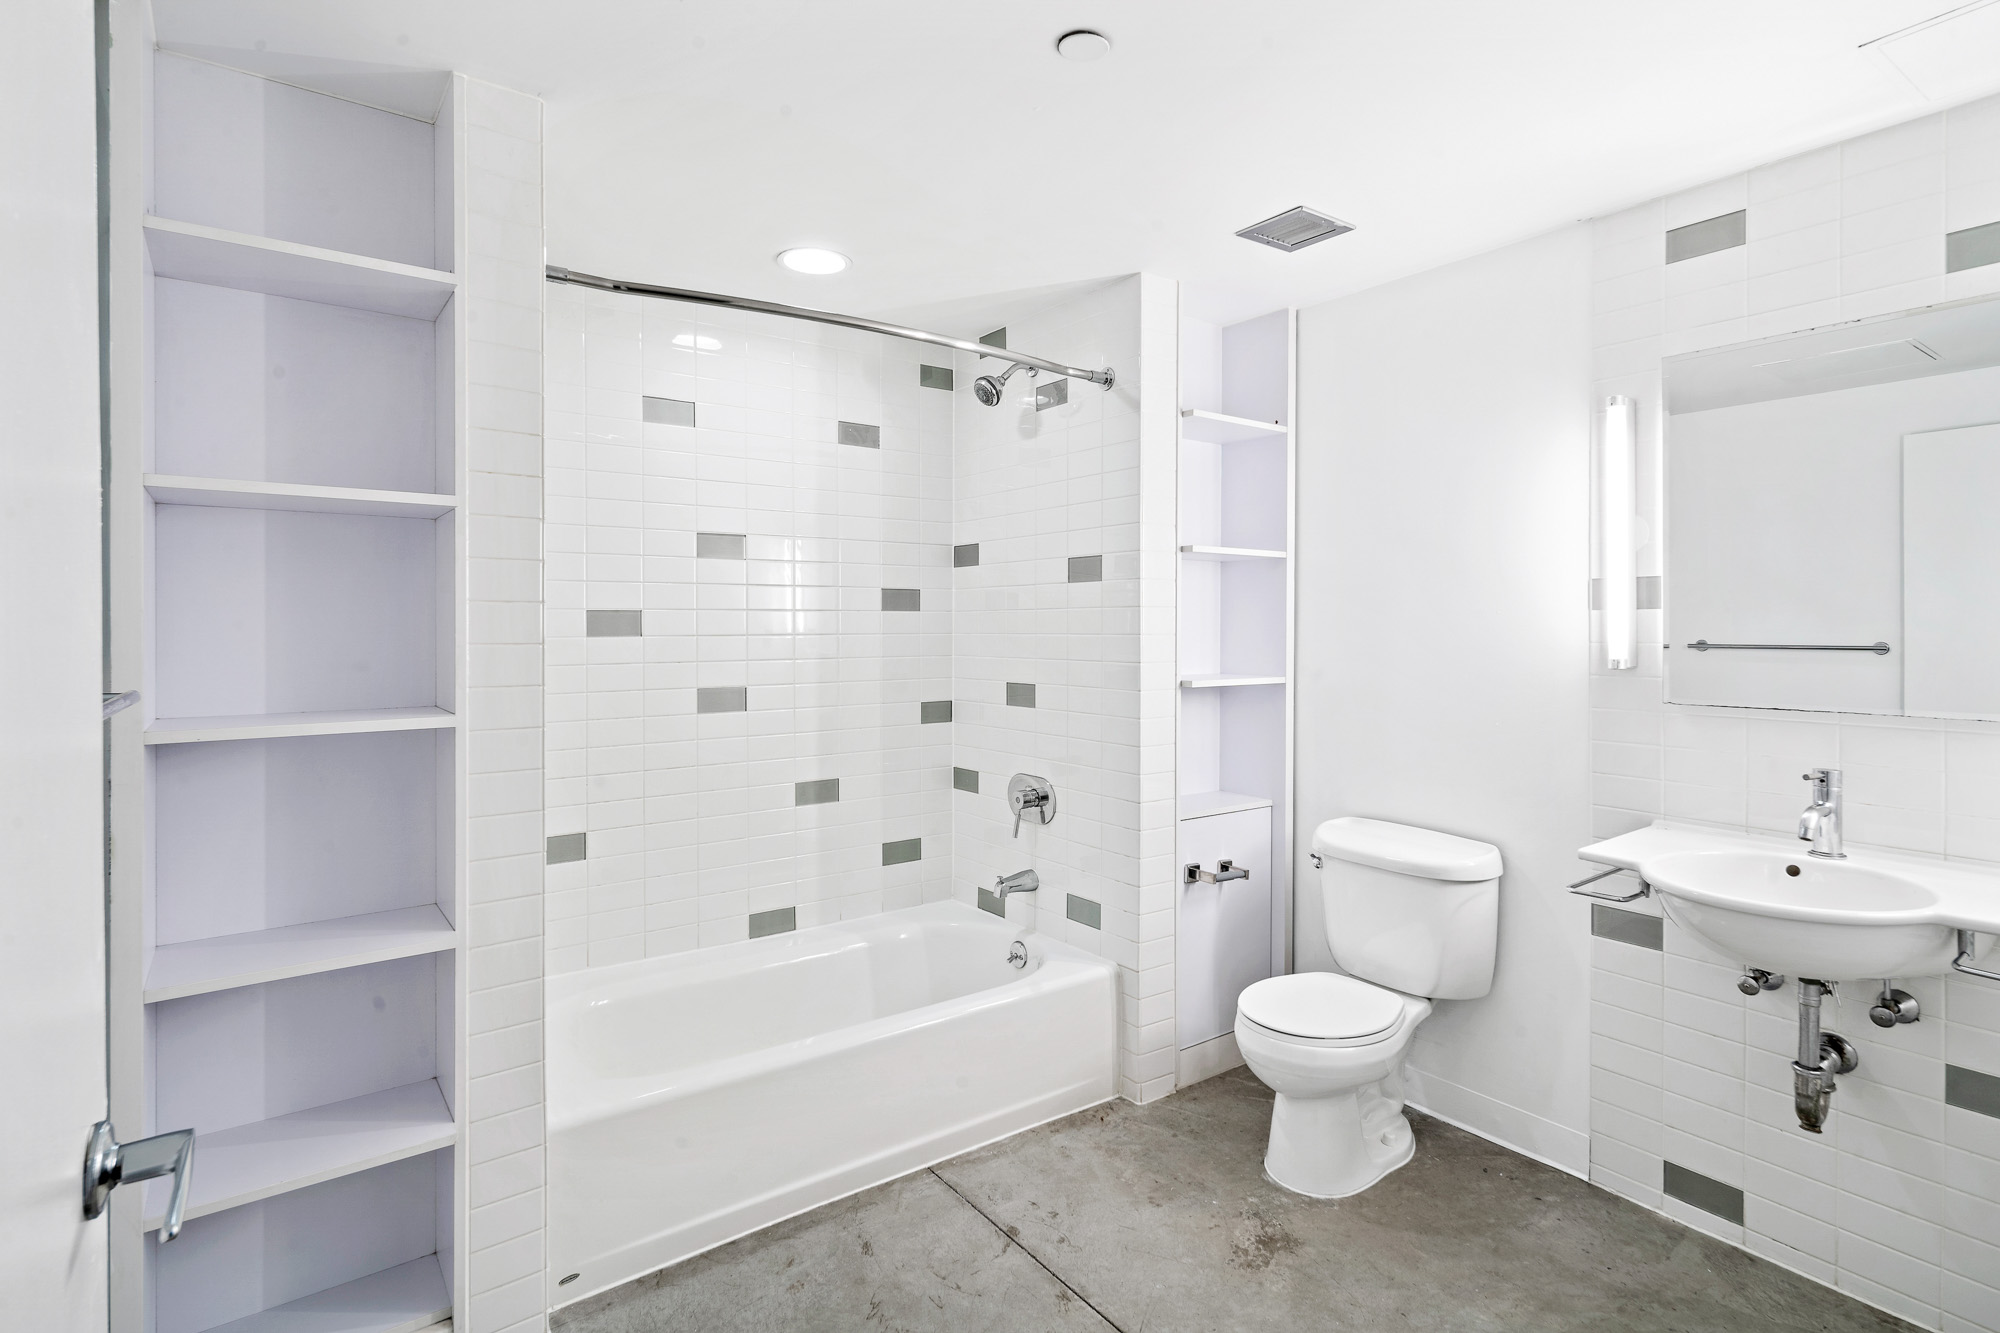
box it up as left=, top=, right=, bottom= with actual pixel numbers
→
left=1567, top=865, right=1651, bottom=903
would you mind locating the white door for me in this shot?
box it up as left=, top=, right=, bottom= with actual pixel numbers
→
left=0, top=2, right=111, bottom=1328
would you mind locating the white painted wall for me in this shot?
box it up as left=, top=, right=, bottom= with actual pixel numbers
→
left=1295, top=226, right=1595, bottom=1172
left=0, top=0, right=109, bottom=1326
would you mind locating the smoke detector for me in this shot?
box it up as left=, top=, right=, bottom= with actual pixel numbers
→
left=1235, top=206, right=1354, bottom=253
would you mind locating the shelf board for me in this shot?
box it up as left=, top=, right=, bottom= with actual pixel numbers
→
left=1179, top=544, right=1286, bottom=562
left=1179, top=790, right=1275, bottom=821
left=145, top=906, right=457, bottom=1004
left=146, top=1080, right=455, bottom=1231
left=197, top=1254, right=450, bottom=1333
left=145, top=707, right=457, bottom=745
left=1179, top=408, right=1289, bottom=444
left=145, top=216, right=457, bottom=320
left=147, top=475, right=458, bottom=519
left=1179, top=674, right=1287, bottom=689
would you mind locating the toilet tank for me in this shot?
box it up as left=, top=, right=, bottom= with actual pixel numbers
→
left=1314, top=817, right=1502, bottom=1000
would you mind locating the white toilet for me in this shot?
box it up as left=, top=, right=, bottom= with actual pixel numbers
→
left=1235, top=816, right=1501, bottom=1198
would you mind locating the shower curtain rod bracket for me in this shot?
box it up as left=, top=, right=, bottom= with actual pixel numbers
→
left=546, top=266, right=1115, bottom=390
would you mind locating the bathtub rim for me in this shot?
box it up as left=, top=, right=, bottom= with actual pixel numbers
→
left=547, top=901, right=1118, bottom=1129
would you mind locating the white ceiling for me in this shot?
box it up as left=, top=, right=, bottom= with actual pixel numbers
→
left=154, top=0, right=2000, bottom=328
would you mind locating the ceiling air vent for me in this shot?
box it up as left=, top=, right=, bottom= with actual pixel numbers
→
left=1235, top=206, right=1354, bottom=253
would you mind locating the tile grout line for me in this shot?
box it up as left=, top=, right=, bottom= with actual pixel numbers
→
left=926, top=1168, right=1127, bottom=1332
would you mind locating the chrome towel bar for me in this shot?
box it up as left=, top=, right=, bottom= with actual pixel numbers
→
left=1568, top=865, right=1651, bottom=903
left=1685, top=640, right=1890, bottom=655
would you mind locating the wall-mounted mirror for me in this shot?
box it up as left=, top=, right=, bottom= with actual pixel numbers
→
left=1664, top=292, right=2000, bottom=720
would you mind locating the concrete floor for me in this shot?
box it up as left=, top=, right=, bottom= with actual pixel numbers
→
left=552, top=1067, right=1914, bottom=1333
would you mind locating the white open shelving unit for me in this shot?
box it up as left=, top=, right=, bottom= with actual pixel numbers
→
left=1174, top=310, right=1296, bottom=1091
left=106, top=21, right=468, bottom=1333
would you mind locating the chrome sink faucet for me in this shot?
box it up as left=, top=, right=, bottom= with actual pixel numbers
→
left=994, top=869, right=1040, bottom=899
left=1797, top=768, right=1845, bottom=859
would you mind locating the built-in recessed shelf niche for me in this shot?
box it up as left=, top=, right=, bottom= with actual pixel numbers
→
left=150, top=272, right=452, bottom=494
left=152, top=505, right=451, bottom=722
left=153, top=53, right=447, bottom=271
left=144, top=953, right=458, bottom=1296
left=150, top=1150, right=453, bottom=1333
left=148, top=729, right=455, bottom=991
left=1176, top=308, right=1293, bottom=1047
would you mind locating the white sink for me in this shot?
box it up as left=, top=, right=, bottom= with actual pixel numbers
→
left=1578, top=823, right=2000, bottom=981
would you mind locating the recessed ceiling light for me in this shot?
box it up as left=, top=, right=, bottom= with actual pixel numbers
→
left=777, top=247, right=849, bottom=275
left=1056, top=30, right=1112, bottom=61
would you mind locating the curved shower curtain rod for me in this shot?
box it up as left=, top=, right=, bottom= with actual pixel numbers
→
left=545, top=266, right=1116, bottom=390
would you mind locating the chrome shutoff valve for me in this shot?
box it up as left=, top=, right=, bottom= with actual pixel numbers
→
left=1737, top=968, right=1786, bottom=996
left=1869, top=985, right=1921, bottom=1028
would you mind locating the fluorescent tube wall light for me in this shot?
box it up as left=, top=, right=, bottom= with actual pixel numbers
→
left=1598, top=394, right=1638, bottom=670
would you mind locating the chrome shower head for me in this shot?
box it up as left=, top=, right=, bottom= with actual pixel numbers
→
left=972, top=362, right=1033, bottom=406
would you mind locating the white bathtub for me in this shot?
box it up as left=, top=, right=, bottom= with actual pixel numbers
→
left=546, top=901, right=1119, bottom=1305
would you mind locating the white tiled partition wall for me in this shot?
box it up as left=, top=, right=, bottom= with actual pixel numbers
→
left=1588, top=93, right=2000, bottom=1332
left=542, top=287, right=955, bottom=968
left=950, top=275, right=1181, bottom=1102
left=460, top=79, right=550, bottom=1333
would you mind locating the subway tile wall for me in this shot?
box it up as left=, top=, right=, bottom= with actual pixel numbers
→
left=951, top=275, right=1181, bottom=1102
left=1590, top=92, right=2000, bottom=1333
left=460, top=79, right=549, bottom=1333
left=542, top=271, right=1179, bottom=1108
left=543, top=285, right=955, bottom=970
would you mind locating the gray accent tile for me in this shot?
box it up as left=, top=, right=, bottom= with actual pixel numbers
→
left=1662, top=1161, right=1744, bottom=1225
left=1946, top=1064, right=2000, bottom=1119
left=1666, top=210, right=1747, bottom=264
left=954, top=543, right=980, bottom=568
left=1947, top=219, right=2000, bottom=273
left=1591, top=903, right=1662, bottom=951
left=795, top=778, right=840, bottom=806
left=1589, top=575, right=1662, bottom=610
left=919, top=365, right=954, bottom=391
left=1035, top=378, right=1068, bottom=411
left=1067, top=555, right=1103, bottom=583
left=953, top=767, right=979, bottom=793
left=696, top=532, right=746, bottom=560
left=1006, top=682, right=1036, bottom=708
left=979, top=328, right=1007, bottom=350
left=696, top=686, right=748, bottom=714
left=748, top=906, right=796, bottom=939
left=838, top=421, right=881, bottom=449
left=921, top=700, right=953, bottom=724
left=586, top=609, right=643, bottom=637
left=1066, top=895, right=1102, bottom=930
left=882, top=838, right=922, bottom=866
left=977, top=887, right=1005, bottom=916
left=882, top=588, right=921, bottom=612
left=643, top=395, right=696, bottom=427
left=546, top=832, right=587, bottom=865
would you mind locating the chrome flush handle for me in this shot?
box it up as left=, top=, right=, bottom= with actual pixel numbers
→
left=83, top=1120, right=195, bottom=1242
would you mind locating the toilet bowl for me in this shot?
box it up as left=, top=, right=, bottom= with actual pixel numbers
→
left=1234, top=972, right=1433, bottom=1197
left=1236, top=817, right=1501, bottom=1199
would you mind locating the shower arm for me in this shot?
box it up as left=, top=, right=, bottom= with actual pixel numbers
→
left=546, top=266, right=1115, bottom=390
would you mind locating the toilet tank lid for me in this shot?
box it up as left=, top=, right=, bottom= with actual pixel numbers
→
left=1312, top=817, right=1502, bottom=881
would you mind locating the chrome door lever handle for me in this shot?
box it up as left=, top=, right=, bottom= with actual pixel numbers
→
left=83, top=1121, right=195, bottom=1241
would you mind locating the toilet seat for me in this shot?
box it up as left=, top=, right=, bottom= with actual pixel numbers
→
left=1237, top=973, right=1409, bottom=1047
